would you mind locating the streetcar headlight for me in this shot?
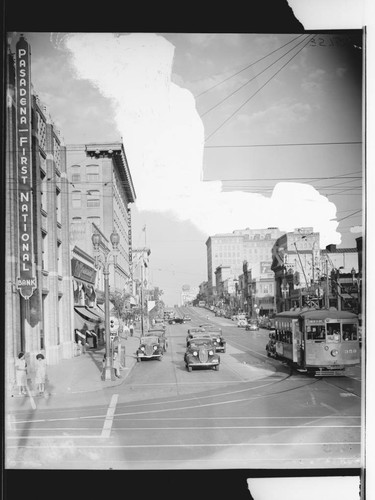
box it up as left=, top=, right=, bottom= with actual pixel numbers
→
left=209, top=350, right=214, bottom=356
left=331, top=349, right=338, bottom=357
left=193, top=351, right=198, bottom=356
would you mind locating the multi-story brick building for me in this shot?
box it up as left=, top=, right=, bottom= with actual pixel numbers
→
left=205, top=227, right=283, bottom=304
left=5, top=35, right=74, bottom=392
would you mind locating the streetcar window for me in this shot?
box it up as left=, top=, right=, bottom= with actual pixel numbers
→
left=342, top=323, right=358, bottom=341
left=326, top=323, right=341, bottom=342
left=306, top=325, right=325, bottom=342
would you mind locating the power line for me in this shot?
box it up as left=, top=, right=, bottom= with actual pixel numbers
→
left=201, top=35, right=311, bottom=118
left=336, top=209, right=362, bottom=222
left=195, top=34, right=305, bottom=99
left=204, top=141, right=362, bottom=148
left=204, top=35, right=315, bottom=143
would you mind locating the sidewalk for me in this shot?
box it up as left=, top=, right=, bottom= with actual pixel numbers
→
left=7, top=331, right=141, bottom=409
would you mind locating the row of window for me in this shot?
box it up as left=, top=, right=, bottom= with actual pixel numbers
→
left=72, top=191, right=100, bottom=208
left=70, top=165, right=100, bottom=183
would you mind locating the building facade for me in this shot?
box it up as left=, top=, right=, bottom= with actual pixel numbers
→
left=5, top=36, right=74, bottom=393
left=271, top=228, right=359, bottom=313
left=206, top=227, right=283, bottom=305
left=66, top=142, right=136, bottom=299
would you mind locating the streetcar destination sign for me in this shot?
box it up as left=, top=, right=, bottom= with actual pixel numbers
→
left=16, top=35, right=37, bottom=299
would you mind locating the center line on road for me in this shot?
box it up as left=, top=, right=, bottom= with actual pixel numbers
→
left=101, top=394, right=118, bottom=438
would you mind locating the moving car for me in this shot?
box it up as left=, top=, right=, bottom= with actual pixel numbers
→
left=169, top=316, right=185, bottom=324
left=186, top=328, right=211, bottom=345
left=184, top=337, right=220, bottom=372
left=200, top=326, right=226, bottom=353
left=237, top=318, right=247, bottom=328
left=136, top=335, right=163, bottom=361
left=246, top=319, right=259, bottom=331
left=147, top=328, right=168, bottom=352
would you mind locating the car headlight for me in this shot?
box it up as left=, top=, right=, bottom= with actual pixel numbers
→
left=140, top=346, right=145, bottom=352
left=216, top=338, right=220, bottom=342
left=209, top=350, right=214, bottom=355
left=193, top=351, right=198, bottom=356
left=153, top=345, right=158, bottom=351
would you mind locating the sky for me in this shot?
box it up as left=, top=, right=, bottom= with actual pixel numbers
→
left=8, top=30, right=363, bottom=306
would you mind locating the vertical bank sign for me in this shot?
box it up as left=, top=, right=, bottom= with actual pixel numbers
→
left=15, top=36, right=37, bottom=299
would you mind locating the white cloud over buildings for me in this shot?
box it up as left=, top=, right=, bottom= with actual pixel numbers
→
left=64, top=32, right=341, bottom=247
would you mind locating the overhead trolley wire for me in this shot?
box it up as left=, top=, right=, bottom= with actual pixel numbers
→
left=201, top=34, right=311, bottom=119
left=195, top=34, right=305, bottom=99
left=204, top=35, right=316, bottom=142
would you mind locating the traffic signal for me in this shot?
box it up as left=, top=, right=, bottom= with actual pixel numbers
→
left=110, top=318, right=115, bottom=330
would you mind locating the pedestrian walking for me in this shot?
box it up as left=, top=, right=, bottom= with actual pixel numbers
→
left=129, top=321, right=134, bottom=337
left=35, top=353, right=46, bottom=394
left=113, top=349, right=121, bottom=378
left=15, top=352, right=27, bottom=395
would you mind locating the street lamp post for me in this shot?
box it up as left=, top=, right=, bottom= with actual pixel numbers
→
left=92, top=230, right=120, bottom=381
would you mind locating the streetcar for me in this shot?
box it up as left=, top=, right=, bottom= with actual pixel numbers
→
left=265, top=307, right=360, bottom=376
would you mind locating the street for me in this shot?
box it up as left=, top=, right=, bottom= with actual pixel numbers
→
left=5, top=306, right=361, bottom=470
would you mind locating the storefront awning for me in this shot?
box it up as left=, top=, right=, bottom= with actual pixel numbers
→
left=75, top=305, right=103, bottom=322
left=74, top=311, right=98, bottom=331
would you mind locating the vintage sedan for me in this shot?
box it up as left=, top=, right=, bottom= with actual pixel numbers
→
left=245, top=319, right=259, bottom=331
left=169, top=316, right=185, bottom=325
left=184, top=337, right=220, bottom=372
left=136, top=335, right=163, bottom=361
left=206, top=332, right=226, bottom=353
left=146, top=328, right=168, bottom=352
left=237, top=318, right=247, bottom=328
left=186, top=328, right=211, bottom=346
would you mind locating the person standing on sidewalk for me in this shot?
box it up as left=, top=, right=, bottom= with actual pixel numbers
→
left=15, top=352, right=27, bottom=395
left=129, top=321, right=134, bottom=337
left=35, top=353, right=47, bottom=395
left=113, top=349, right=121, bottom=378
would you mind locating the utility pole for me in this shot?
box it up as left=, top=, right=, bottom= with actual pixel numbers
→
left=140, top=259, right=144, bottom=336
left=325, top=259, right=330, bottom=309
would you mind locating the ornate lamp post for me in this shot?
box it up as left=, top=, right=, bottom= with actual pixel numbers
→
left=92, top=230, right=120, bottom=381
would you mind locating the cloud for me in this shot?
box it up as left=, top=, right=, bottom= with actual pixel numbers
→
left=64, top=33, right=340, bottom=248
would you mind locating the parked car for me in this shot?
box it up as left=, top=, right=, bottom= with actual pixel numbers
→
left=183, top=315, right=191, bottom=322
left=154, top=318, right=165, bottom=324
left=184, top=337, right=220, bottom=372
left=136, top=335, right=163, bottom=361
left=245, top=319, right=259, bottom=331
left=237, top=318, right=247, bottom=328
left=146, top=328, right=168, bottom=352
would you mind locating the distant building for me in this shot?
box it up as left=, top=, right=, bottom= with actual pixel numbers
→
left=271, top=229, right=359, bottom=312
left=205, top=227, right=283, bottom=304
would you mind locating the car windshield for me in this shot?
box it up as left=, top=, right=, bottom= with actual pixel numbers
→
left=141, top=336, right=159, bottom=345
left=189, top=338, right=213, bottom=347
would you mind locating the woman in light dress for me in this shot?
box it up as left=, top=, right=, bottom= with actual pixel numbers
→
left=15, top=352, right=27, bottom=395
left=35, top=353, right=47, bottom=394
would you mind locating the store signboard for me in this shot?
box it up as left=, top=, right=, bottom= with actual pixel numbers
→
left=16, top=36, right=36, bottom=299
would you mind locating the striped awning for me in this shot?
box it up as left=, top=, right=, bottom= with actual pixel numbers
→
left=75, top=306, right=103, bottom=322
